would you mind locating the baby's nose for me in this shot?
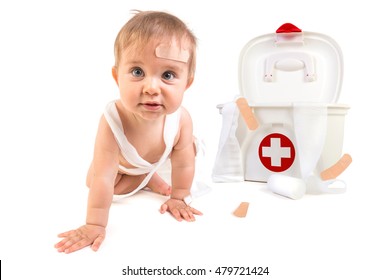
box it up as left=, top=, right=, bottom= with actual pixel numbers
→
left=143, top=77, right=161, bottom=95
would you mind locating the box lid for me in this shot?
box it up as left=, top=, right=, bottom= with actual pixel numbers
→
left=238, top=23, right=343, bottom=104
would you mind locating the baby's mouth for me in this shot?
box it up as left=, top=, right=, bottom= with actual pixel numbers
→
left=141, top=102, right=163, bottom=110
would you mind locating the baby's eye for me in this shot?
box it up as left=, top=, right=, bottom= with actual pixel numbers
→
left=162, top=71, right=175, bottom=80
left=131, top=67, right=144, bottom=77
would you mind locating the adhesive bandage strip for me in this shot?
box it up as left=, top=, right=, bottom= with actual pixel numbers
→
left=233, top=202, right=250, bottom=218
left=236, top=97, right=259, bottom=130
left=155, top=44, right=190, bottom=63
left=320, top=153, right=352, bottom=180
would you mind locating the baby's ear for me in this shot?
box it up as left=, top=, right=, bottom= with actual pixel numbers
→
left=186, top=76, right=194, bottom=89
left=112, top=66, right=119, bottom=85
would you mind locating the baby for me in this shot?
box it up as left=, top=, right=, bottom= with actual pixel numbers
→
left=55, top=10, right=202, bottom=254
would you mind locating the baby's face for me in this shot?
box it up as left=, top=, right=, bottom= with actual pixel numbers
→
left=114, top=38, right=192, bottom=120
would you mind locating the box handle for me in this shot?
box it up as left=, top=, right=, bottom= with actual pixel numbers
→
left=264, top=52, right=315, bottom=82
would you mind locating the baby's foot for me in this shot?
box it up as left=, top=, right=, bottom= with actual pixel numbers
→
left=149, top=183, right=172, bottom=196
left=148, top=173, right=172, bottom=196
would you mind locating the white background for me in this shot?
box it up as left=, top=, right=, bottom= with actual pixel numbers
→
left=1, top=0, right=389, bottom=279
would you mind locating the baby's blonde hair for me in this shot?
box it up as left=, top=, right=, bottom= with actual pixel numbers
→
left=114, top=10, right=197, bottom=80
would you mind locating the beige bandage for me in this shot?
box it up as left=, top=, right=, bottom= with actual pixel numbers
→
left=233, top=202, right=250, bottom=218
left=155, top=44, right=190, bottom=63
left=320, top=154, right=352, bottom=180
left=236, top=97, right=259, bottom=130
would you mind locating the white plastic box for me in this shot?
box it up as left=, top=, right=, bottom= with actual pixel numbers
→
left=213, top=23, right=349, bottom=184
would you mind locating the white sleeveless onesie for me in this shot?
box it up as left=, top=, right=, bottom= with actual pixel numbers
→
left=103, top=100, right=181, bottom=200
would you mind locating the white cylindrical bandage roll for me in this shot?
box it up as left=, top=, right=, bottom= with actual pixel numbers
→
left=267, top=174, right=306, bottom=200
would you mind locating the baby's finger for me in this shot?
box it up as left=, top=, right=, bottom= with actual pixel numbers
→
left=159, top=203, right=168, bottom=214
left=91, top=235, right=105, bottom=252
left=55, top=236, right=77, bottom=253
left=181, top=208, right=195, bottom=222
left=64, top=238, right=91, bottom=254
left=170, top=208, right=183, bottom=222
left=57, top=230, right=74, bottom=238
left=189, top=206, right=203, bottom=216
left=54, top=238, right=68, bottom=251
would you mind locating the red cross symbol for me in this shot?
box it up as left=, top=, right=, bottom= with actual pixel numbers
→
left=258, top=133, right=295, bottom=172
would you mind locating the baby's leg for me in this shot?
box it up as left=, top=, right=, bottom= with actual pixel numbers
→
left=114, top=173, right=171, bottom=196
left=114, top=174, right=146, bottom=195
left=147, top=173, right=172, bottom=196
left=87, top=161, right=170, bottom=195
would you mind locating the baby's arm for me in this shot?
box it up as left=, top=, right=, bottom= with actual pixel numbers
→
left=55, top=115, right=119, bottom=253
left=160, top=108, right=202, bottom=221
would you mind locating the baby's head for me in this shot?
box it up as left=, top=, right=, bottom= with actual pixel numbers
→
left=114, top=10, right=197, bottom=82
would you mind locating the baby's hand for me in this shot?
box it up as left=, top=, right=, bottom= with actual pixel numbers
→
left=160, top=198, right=202, bottom=222
left=55, top=224, right=105, bottom=254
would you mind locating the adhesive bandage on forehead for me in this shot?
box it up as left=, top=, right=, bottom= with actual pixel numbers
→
left=155, top=43, right=190, bottom=63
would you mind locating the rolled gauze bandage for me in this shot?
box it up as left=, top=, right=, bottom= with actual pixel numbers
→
left=236, top=97, right=259, bottom=130
left=267, top=174, right=306, bottom=200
